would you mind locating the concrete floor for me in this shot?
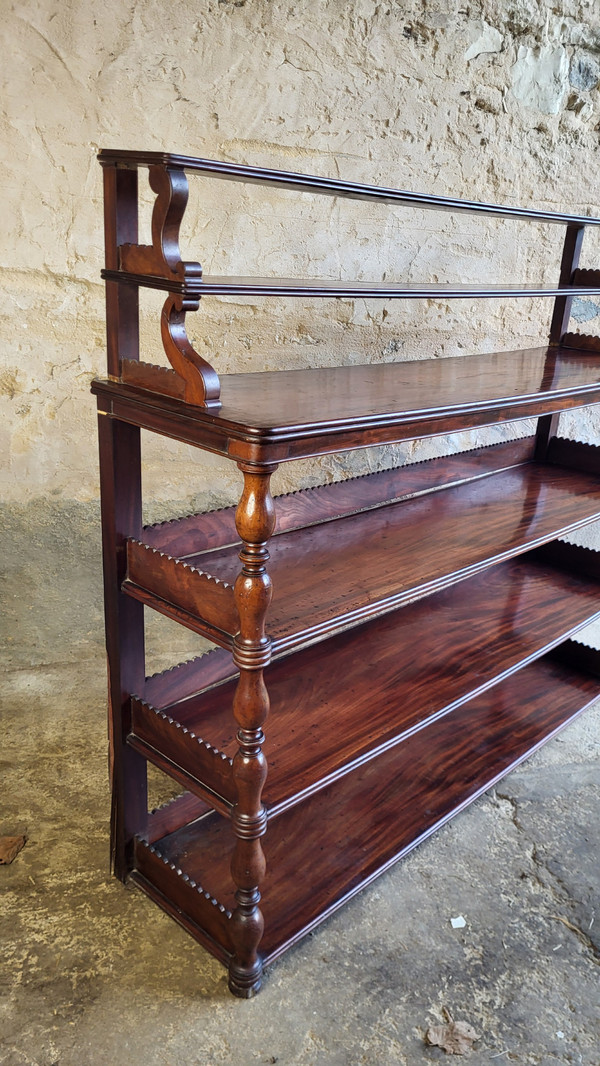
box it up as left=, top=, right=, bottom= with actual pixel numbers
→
left=1, top=501, right=599, bottom=1065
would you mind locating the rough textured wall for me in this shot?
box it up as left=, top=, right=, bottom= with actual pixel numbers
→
left=2, top=0, right=600, bottom=511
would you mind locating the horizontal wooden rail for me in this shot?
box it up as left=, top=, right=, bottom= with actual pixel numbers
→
left=98, top=149, right=600, bottom=226
left=102, top=269, right=600, bottom=299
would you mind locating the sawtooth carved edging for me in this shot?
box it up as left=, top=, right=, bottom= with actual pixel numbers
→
left=573, top=268, right=600, bottom=287
left=142, top=435, right=532, bottom=545
left=125, top=539, right=239, bottom=642
left=145, top=645, right=227, bottom=685
left=562, top=332, right=600, bottom=353
left=132, top=696, right=233, bottom=766
left=119, top=164, right=221, bottom=408
left=139, top=839, right=233, bottom=918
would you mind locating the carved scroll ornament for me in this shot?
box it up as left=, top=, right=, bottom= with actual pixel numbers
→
left=118, top=164, right=221, bottom=409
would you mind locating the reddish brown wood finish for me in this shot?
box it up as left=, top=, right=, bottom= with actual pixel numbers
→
left=531, top=539, right=600, bottom=580
left=535, top=223, right=586, bottom=459
left=98, top=149, right=600, bottom=227
left=103, top=165, right=139, bottom=377
left=128, top=555, right=600, bottom=815
left=95, top=155, right=600, bottom=997
left=562, top=332, right=600, bottom=352
left=547, top=435, right=600, bottom=475
left=102, top=269, right=600, bottom=300
left=552, top=636, right=600, bottom=676
left=227, top=464, right=277, bottom=996
left=144, top=646, right=236, bottom=708
left=125, top=538, right=237, bottom=646
left=120, top=358, right=186, bottom=400
left=106, top=161, right=221, bottom=407
left=142, top=438, right=535, bottom=558
left=97, top=413, right=147, bottom=879
left=144, top=792, right=211, bottom=844
left=135, top=654, right=600, bottom=965
left=124, top=457, right=600, bottom=653
left=92, top=345, right=600, bottom=463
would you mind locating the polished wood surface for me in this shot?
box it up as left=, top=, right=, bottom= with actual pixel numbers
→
left=92, top=345, right=600, bottom=461
left=102, top=269, right=600, bottom=300
left=144, top=792, right=211, bottom=845
left=136, top=654, right=600, bottom=964
left=547, top=435, right=600, bottom=474
left=125, top=459, right=600, bottom=652
left=96, top=151, right=600, bottom=995
left=96, top=345, right=600, bottom=433
left=98, top=149, right=600, bottom=227
left=142, top=438, right=534, bottom=558
left=144, top=646, right=236, bottom=708
left=97, top=414, right=147, bottom=880
left=562, top=331, right=600, bottom=352
left=129, top=555, right=600, bottom=815
left=535, top=224, right=585, bottom=459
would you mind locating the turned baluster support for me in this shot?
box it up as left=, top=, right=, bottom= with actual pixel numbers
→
left=228, top=462, right=277, bottom=998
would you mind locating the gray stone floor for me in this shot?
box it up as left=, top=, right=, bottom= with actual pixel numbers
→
left=1, top=502, right=599, bottom=1065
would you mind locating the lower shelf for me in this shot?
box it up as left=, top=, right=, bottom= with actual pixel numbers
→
left=132, top=649, right=600, bottom=967
left=130, top=551, right=600, bottom=816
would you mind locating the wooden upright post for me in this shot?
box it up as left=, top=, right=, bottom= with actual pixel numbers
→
left=535, top=223, right=586, bottom=460
left=99, top=163, right=146, bottom=878
left=98, top=411, right=147, bottom=879
left=228, top=463, right=277, bottom=997
left=102, top=163, right=139, bottom=376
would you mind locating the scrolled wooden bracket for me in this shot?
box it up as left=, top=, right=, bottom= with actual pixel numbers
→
left=119, top=163, right=198, bottom=281
left=160, top=294, right=221, bottom=408
left=117, top=162, right=221, bottom=408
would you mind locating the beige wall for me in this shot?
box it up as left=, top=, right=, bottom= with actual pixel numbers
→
left=2, top=0, right=600, bottom=510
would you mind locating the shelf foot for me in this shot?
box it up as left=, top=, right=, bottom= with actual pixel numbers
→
left=227, top=955, right=264, bottom=998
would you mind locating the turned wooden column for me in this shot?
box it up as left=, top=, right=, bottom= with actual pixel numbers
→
left=228, top=462, right=277, bottom=998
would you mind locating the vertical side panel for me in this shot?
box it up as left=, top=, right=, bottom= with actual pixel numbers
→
left=98, top=410, right=147, bottom=879
left=103, top=164, right=140, bottom=375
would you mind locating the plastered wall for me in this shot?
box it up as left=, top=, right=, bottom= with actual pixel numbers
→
left=2, top=0, right=600, bottom=512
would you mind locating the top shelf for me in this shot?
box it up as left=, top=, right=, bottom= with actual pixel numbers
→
left=98, top=149, right=600, bottom=227
left=93, top=345, right=600, bottom=461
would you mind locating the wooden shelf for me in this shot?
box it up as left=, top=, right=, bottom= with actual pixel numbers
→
left=103, top=269, right=600, bottom=299
left=93, top=345, right=600, bottom=460
left=132, top=651, right=600, bottom=965
left=128, top=552, right=600, bottom=814
left=125, top=450, right=600, bottom=652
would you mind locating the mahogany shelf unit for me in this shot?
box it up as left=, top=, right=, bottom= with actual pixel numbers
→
left=93, top=150, right=600, bottom=997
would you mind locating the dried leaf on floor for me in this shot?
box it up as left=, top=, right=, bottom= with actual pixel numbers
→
left=0, top=835, right=27, bottom=864
left=426, top=1017, right=480, bottom=1055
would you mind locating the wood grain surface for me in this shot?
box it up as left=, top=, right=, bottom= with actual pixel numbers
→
left=139, top=654, right=600, bottom=963
left=129, top=556, right=600, bottom=814
left=126, top=461, right=600, bottom=652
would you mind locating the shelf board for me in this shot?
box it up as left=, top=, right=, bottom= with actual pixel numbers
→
left=93, top=345, right=600, bottom=459
left=103, top=269, right=600, bottom=299
left=129, top=553, right=600, bottom=814
left=126, top=454, right=600, bottom=653
left=142, top=438, right=533, bottom=559
left=133, top=652, right=600, bottom=966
